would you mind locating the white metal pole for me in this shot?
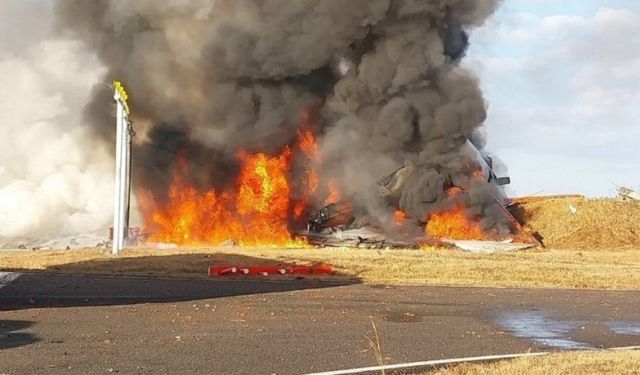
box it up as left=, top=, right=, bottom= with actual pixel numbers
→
left=118, top=111, right=129, bottom=250
left=112, top=81, right=133, bottom=255
left=112, top=92, right=125, bottom=255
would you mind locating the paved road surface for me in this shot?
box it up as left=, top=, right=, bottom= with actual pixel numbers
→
left=1, top=273, right=639, bottom=374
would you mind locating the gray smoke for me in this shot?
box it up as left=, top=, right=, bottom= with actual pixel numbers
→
left=54, top=0, right=511, bottom=237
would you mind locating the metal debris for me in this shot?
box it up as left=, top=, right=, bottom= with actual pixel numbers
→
left=618, top=187, right=640, bottom=202
left=444, top=240, right=537, bottom=254
left=301, top=228, right=424, bottom=249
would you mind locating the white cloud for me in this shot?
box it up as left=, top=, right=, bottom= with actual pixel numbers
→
left=542, top=15, right=590, bottom=37
left=468, top=6, right=640, bottom=196
left=471, top=11, right=542, bottom=45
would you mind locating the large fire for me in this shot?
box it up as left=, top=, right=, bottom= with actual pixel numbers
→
left=137, top=113, right=525, bottom=247
left=138, top=148, right=305, bottom=247
left=137, top=111, right=334, bottom=247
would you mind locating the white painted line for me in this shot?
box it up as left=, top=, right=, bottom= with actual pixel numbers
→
left=304, top=352, right=549, bottom=375
left=0, top=272, right=20, bottom=290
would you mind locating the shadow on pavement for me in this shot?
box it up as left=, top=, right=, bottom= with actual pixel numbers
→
left=0, top=253, right=360, bottom=311
left=0, top=320, right=39, bottom=350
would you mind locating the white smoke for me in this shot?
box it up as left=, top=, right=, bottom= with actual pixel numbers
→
left=0, top=3, right=111, bottom=245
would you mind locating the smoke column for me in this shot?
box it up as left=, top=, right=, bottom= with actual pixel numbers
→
left=52, top=0, right=509, bottom=237
left=0, top=0, right=508, bottom=245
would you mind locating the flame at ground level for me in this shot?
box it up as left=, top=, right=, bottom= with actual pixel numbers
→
left=136, top=122, right=527, bottom=247
left=137, top=111, right=342, bottom=248
left=425, top=187, right=490, bottom=241
left=426, top=206, right=487, bottom=240
left=138, top=149, right=308, bottom=248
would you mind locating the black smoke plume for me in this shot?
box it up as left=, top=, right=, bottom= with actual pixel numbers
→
left=54, top=0, right=510, bottom=237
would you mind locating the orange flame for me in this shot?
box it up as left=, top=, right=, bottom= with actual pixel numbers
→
left=292, top=114, right=321, bottom=219
left=295, top=109, right=344, bottom=210
left=235, top=149, right=297, bottom=244
left=425, top=187, right=488, bottom=240
left=139, top=109, right=343, bottom=247
left=324, top=179, right=342, bottom=205
left=141, top=148, right=306, bottom=247
left=394, top=210, right=407, bottom=226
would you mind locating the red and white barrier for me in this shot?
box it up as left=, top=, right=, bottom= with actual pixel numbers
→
left=209, top=264, right=333, bottom=277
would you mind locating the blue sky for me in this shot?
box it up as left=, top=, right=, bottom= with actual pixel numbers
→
left=467, top=0, right=640, bottom=197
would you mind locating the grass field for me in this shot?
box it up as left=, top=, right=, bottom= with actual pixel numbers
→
left=2, top=197, right=638, bottom=289
left=418, top=349, right=640, bottom=375
left=1, top=245, right=639, bottom=289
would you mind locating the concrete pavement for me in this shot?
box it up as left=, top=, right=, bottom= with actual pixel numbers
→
left=1, top=273, right=639, bottom=374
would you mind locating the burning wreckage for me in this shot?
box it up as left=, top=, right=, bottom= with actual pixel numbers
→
left=56, top=0, right=539, bottom=252
left=302, top=140, right=536, bottom=250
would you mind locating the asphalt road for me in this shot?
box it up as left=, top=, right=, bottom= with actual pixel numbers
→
left=1, top=272, right=639, bottom=374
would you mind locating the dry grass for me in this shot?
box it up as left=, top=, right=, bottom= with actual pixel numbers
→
left=512, top=197, right=640, bottom=249
left=416, top=349, right=640, bottom=375
left=366, top=318, right=388, bottom=374
left=1, top=197, right=638, bottom=289
left=1, top=245, right=640, bottom=289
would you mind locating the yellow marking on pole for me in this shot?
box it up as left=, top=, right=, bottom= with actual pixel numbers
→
left=113, top=80, right=131, bottom=114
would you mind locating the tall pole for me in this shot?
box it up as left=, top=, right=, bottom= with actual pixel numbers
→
left=112, top=81, right=132, bottom=255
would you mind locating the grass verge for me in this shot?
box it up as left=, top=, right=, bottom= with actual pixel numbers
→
left=1, top=246, right=640, bottom=289
left=417, top=349, right=640, bottom=375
